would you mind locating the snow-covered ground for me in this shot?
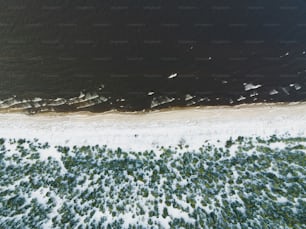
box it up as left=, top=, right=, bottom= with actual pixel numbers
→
left=0, top=102, right=305, bottom=151
left=1, top=102, right=306, bottom=228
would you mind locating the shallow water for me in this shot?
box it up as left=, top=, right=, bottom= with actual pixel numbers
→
left=0, top=0, right=306, bottom=113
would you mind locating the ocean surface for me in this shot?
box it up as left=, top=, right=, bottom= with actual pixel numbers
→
left=0, top=0, right=306, bottom=113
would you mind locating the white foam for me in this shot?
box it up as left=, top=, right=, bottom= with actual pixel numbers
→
left=290, top=83, right=302, bottom=90
left=269, top=89, right=279, bottom=95
left=244, top=83, right=262, bottom=91
left=185, top=94, right=194, bottom=101
left=168, top=73, right=178, bottom=79
left=237, top=96, right=246, bottom=101
left=151, top=96, right=175, bottom=108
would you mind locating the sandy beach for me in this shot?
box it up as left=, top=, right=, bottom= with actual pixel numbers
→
left=0, top=102, right=306, bottom=151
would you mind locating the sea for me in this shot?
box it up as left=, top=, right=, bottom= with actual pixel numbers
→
left=0, top=0, right=306, bottom=113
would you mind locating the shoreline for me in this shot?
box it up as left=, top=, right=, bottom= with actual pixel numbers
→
left=0, top=101, right=305, bottom=116
left=0, top=102, right=306, bottom=151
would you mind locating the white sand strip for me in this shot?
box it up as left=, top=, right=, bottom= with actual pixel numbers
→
left=0, top=102, right=306, bottom=151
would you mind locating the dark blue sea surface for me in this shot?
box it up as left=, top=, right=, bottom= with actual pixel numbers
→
left=0, top=0, right=306, bottom=113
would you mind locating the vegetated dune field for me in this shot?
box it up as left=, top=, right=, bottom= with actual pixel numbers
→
left=0, top=102, right=305, bottom=228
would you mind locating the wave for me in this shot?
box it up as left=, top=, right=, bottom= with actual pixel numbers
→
left=0, top=80, right=304, bottom=114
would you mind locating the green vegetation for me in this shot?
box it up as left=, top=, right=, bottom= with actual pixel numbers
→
left=0, top=136, right=305, bottom=228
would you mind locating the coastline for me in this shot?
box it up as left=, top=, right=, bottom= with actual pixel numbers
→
left=0, top=102, right=306, bottom=151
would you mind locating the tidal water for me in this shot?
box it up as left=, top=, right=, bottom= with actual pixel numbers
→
left=0, top=0, right=306, bottom=113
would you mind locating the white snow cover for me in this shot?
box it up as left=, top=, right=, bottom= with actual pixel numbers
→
left=0, top=102, right=306, bottom=151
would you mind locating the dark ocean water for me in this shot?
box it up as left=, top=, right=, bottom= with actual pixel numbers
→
left=0, top=0, right=306, bottom=113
